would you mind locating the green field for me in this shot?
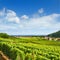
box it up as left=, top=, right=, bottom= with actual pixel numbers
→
left=0, top=37, right=60, bottom=60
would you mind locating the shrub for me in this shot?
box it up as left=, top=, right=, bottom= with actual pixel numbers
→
left=0, top=33, right=10, bottom=38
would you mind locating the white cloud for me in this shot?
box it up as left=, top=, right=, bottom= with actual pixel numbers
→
left=0, top=8, right=5, bottom=16
left=5, top=9, right=20, bottom=23
left=21, top=15, right=29, bottom=20
left=0, top=8, right=20, bottom=24
left=20, top=13, right=60, bottom=31
left=0, top=8, right=60, bottom=35
left=38, top=8, right=44, bottom=14
left=19, top=24, right=24, bottom=28
left=0, top=25, right=17, bottom=30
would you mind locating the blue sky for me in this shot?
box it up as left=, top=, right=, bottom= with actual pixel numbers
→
left=0, top=0, right=60, bottom=35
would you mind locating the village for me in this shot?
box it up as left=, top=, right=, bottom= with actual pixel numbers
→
left=44, top=36, right=60, bottom=41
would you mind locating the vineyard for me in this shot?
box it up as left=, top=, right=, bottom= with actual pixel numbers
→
left=0, top=37, right=60, bottom=60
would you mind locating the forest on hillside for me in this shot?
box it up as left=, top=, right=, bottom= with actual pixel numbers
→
left=48, top=30, right=60, bottom=38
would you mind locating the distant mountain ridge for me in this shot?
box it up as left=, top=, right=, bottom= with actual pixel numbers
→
left=0, top=30, right=60, bottom=38
left=48, top=30, right=60, bottom=38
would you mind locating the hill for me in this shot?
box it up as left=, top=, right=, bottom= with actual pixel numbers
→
left=48, top=30, right=60, bottom=38
left=0, top=36, right=60, bottom=60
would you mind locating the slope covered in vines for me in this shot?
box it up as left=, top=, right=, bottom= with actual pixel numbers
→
left=0, top=37, right=60, bottom=60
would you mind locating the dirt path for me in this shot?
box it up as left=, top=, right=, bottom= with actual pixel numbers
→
left=0, top=51, right=11, bottom=60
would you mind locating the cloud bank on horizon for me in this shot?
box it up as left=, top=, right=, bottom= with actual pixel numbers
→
left=0, top=8, right=60, bottom=35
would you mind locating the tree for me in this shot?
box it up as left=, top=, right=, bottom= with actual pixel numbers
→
left=0, top=33, right=10, bottom=38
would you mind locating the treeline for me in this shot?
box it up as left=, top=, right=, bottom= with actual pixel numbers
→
left=48, top=30, right=60, bottom=38
left=0, top=33, right=10, bottom=38
left=0, top=33, right=16, bottom=39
